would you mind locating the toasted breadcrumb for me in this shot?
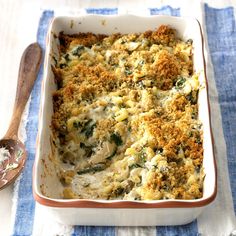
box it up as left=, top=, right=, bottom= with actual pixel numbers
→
left=51, top=25, right=204, bottom=201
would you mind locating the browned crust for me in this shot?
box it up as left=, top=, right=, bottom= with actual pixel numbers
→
left=154, top=50, right=181, bottom=90
left=52, top=25, right=202, bottom=200
left=144, top=25, right=176, bottom=45
left=43, top=23, right=215, bottom=202
left=58, top=32, right=107, bottom=53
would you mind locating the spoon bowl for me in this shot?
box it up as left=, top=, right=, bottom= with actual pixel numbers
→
left=0, top=43, right=42, bottom=190
left=0, top=139, right=26, bottom=189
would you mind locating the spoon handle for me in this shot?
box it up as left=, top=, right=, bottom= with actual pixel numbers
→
left=4, top=43, right=42, bottom=139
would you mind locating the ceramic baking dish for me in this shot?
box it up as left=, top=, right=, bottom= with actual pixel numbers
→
left=33, top=15, right=217, bottom=226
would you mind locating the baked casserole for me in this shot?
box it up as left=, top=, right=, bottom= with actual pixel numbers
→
left=51, top=25, right=204, bottom=201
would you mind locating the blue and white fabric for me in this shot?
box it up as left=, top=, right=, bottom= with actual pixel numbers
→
left=10, top=3, right=236, bottom=236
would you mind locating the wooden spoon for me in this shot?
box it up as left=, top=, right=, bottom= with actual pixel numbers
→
left=0, top=43, right=42, bottom=190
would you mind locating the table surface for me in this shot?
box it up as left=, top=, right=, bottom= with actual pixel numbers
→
left=1, top=0, right=236, bottom=236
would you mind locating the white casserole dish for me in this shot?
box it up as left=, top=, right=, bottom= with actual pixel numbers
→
left=33, top=15, right=217, bottom=226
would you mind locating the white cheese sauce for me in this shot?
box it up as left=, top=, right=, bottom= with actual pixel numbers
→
left=0, top=147, right=10, bottom=165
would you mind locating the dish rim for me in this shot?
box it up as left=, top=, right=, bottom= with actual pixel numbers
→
left=33, top=14, right=217, bottom=208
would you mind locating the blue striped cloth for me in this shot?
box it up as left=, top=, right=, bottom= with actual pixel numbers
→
left=11, top=4, right=236, bottom=236
left=205, top=4, right=236, bottom=212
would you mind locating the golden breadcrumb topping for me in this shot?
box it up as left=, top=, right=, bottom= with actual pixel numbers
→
left=51, top=25, right=204, bottom=200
